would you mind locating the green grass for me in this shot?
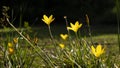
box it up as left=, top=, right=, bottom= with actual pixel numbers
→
left=0, top=25, right=118, bottom=48
left=0, top=26, right=118, bottom=53
left=0, top=5, right=120, bottom=68
left=0, top=25, right=119, bottom=68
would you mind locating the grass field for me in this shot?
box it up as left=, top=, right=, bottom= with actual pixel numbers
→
left=0, top=23, right=120, bottom=67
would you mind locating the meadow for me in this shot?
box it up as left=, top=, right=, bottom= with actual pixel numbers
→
left=0, top=6, right=120, bottom=68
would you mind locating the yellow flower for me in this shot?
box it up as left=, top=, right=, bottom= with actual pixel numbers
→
left=59, top=44, right=65, bottom=49
left=8, top=42, right=13, bottom=48
left=67, top=21, right=82, bottom=33
left=91, top=44, right=105, bottom=58
left=42, top=15, right=55, bottom=26
left=13, top=38, right=18, bottom=44
left=8, top=48, right=14, bottom=54
left=60, top=34, right=68, bottom=40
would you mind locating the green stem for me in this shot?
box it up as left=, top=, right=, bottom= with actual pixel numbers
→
left=48, top=25, right=54, bottom=40
left=75, top=32, right=80, bottom=46
left=48, top=25, right=59, bottom=56
left=6, top=18, right=54, bottom=67
left=116, top=0, right=120, bottom=54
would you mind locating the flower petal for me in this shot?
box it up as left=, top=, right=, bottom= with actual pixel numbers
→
left=42, top=15, right=55, bottom=25
left=59, top=44, right=65, bottom=49
left=60, top=34, right=68, bottom=40
left=8, top=48, right=14, bottom=54
left=70, top=23, right=74, bottom=28
left=91, top=45, right=96, bottom=55
left=43, top=15, right=49, bottom=20
left=75, top=21, right=79, bottom=26
left=8, top=43, right=13, bottom=48
left=79, top=24, right=82, bottom=28
left=49, top=15, right=53, bottom=20
left=96, top=44, right=102, bottom=54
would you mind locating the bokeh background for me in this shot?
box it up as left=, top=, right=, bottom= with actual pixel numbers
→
left=0, top=0, right=119, bottom=26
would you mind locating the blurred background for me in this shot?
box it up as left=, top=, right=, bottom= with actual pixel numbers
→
left=0, top=0, right=119, bottom=27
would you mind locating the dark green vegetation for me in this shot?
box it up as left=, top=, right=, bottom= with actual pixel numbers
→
left=0, top=0, right=120, bottom=67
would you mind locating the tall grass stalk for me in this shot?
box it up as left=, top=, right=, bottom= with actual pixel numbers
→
left=64, top=16, right=70, bottom=36
left=6, top=18, right=55, bottom=67
left=116, top=0, right=120, bottom=54
left=64, top=16, right=73, bottom=48
left=86, top=14, right=93, bottom=45
left=63, top=50, right=81, bottom=68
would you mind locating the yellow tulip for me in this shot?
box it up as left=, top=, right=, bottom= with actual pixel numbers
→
left=8, top=42, right=13, bottom=48
left=8, top=48, right=14, bottom=54
left=91, top=44, right=105, bottom=58
left=42, top=15, right=55, bottom=26
left=67, top=21, right=82, bottom=33
left=59, top=43, right=65, bottom=49
left=60, top=34, right=68, bottom=40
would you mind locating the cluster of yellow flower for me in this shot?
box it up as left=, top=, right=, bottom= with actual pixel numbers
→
left=42, top=14, right=105, bottom=58
left=59, top=34, right=68, bottom=49
left=8, top=42, right=14, bottom=55
left=7, top=38, right=18, bottom=55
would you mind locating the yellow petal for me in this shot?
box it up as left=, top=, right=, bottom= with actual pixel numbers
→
left=43, top=15, right=49, bottom=20
left=42, top=15, right=55, bottom=26
left=67, top=21, right=82, bottom=33
left=50, top=18, right=55, bottom=23
left=42, top=19, right=48, bottom=25
left=67, top=27, right=72, bottom=30
left=8, top=42, right=13, bottom=48
left=91, top=44, right=105, bottom=58
left=79, top=24, right=82, bottom=28
left=91, top=45, right=96, bottom=55
left=75, top=21, right=79, bottom=26
left=101, top=47, right=105, bottom=54
left=70, top=23, right=74, bottom=28
left=49, top=15, right=53, bottom=20
left=59, top=44, right=65, bottom=49
left=60, top=34, right=68, bottom=40
left=8, top=48, right=14, bottom=54
left=96, top=44, right=102, bottom=55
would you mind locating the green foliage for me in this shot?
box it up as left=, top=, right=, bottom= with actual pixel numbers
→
left=0, top=6, right=119, bottom=68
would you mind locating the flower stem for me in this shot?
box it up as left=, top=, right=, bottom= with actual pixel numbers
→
left=48, top=25, right=59, bottom=56
left=48, top=25, right=54, bottom=40
left=75, top=32, right=80, bottom=46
